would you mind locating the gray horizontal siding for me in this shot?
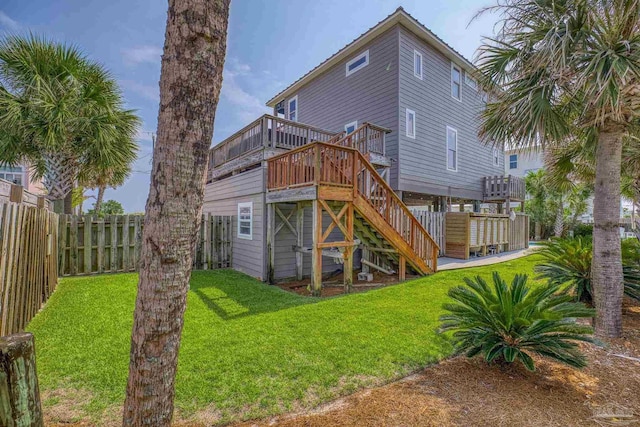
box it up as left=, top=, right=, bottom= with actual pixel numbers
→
left=203, top=169, right=265, bottom=279
left=287, top=27, right=400, bottom=188
left=397, top=26, right=504, bottom=200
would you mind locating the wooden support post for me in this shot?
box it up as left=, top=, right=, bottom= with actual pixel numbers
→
left=266, top=203, right=275, bottom=285
left=361, top=247, right=370, bottom=273
left=311, top=199, right=322, bottom=296
left=343, top=202, right=354, bottom=293
left=295, top=203, right=304, bottom=280
left=9, top=184, right=23, bottom=204
left=398, top=255, right=406, bottom=281
left=0, top=333, right=44, bottom=427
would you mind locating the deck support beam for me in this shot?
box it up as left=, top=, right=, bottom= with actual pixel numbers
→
left=311, top=199, right=322, bottom=296
left=399, top=256, right=406, bottom=281
left=343, top=202, right=354, bottom=293
left=266, top=203, right=275, bottom=284
left=296, top=203, right=304, bottom=280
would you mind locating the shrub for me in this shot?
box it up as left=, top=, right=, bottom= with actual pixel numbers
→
left=440, top=273, right=595, bottom=371
left=536, top=237, right=640, bottom=304
left=572, top=224, right=593, bottom=238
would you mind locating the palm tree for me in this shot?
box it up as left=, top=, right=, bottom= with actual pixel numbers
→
left=476, top=0, right=640, bottom=337
left=0, top=35, right=139, bottom=214
left=123, top=0, right=231, bottom=425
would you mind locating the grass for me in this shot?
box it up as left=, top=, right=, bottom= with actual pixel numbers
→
left=27, top=255, right=543, bottom=424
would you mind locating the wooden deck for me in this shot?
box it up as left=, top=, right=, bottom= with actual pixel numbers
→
left=483, top=175, right=526, bottom=202
left=265, top=126, right=438, bottom=294
left=208, top=115, right=390, bottom=182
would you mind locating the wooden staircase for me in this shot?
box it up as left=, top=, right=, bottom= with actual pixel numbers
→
left=267, top=124, right=438, bottom=278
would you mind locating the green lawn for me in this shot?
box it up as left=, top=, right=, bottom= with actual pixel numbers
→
left=27, top=255, right=543, bottom=424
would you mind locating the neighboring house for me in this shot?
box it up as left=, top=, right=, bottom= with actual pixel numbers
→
left=0, top=163, right=46, bottom=195
left=203, top=7, right=522, bottom=283
left=504, top=148, right=544, bottom=178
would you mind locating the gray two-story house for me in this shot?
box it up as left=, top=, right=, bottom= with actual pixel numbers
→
left=203, top=7, right=515, bottom=291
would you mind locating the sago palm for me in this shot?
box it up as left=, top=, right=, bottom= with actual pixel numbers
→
left=0, top=35, right=139, bottom=213
left=536, top=237, right=640, bottom=303
left=440, top=273, right=595, bottom=371
left=476, top=0, right=640, bottom=337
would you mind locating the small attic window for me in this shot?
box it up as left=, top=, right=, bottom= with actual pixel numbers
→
left=346, top=50, right=369, bottom=76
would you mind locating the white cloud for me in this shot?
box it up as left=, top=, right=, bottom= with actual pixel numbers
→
left=121, top=80, right=159, bottom=102
left=220, top=59, right=269, bottom=123
left=0, top=11, right=20, bottom=31
left=122, top=45, right=162, bottom=65
left=135, top=129, right=155, bottom=144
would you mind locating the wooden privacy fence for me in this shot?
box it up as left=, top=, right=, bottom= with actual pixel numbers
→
left=58, top=214, right=233, bottom=276
left=0, top=202, right=58, bottom=336
left=410, top=210, right=445, bottom=256
left=508, top=213, right=530, bottom=251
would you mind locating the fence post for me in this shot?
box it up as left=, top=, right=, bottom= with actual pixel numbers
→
left=0, top=333, right=44, bottom=427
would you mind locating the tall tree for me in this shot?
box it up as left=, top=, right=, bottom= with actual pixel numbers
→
left=0, top=35, right=139, bottom=214
left=476, top=0, right=640, bottom=337
left=123, top=1, right=230, bottom=425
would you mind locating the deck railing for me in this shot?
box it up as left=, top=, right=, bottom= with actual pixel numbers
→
left=267, top=141, right=438, bottom=272
left=483, top=175, right=526, bottom=201
left=208, top=114, right=337, bottom=171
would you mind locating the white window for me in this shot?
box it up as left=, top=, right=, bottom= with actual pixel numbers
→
left=493, top=148, right=500, bottom=166
left=287, top=95, right=298, bottom=122
left=451, top=63, right=462, bottom=101
left=464, top=73, right=477, bottom=90
left=345, top=121, right=358, bottom=134
left=446, top=126, right=458, bottom=171
left=346, top=50, right=369, bottom=76
left=406, top=109, right=416, bottom=139
left=481, top=91, right=488, bottom=105
left=413, top=50, right=423, bottom=79
left=0, top=165, right=24, bottom=185
left=509, top=154, right=518, bottom=169
left=237, top=202, right=253, bottom=239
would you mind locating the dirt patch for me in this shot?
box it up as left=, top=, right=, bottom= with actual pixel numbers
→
left=278, top=269, right=419, bottom=297
left=234, top=301, right=640, bottom=427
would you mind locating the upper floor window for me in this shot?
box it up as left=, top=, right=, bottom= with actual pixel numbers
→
left=509, top=154, right=518, bottom=169
left=413, top=50, right=423, bottom=79
left=481, top=91, right=488, bottom=105
left=406, top=109, right=416, bottom=139
left=464, top=73, right=477, bottom=90
left=0, top=165, right=24, bottom=185
left=346, top=50, right=369, bottom=76
left=345, top=121, right=358, bottom=134
left=446, top=126, right=458, bottom=171
left=288, top=96, right=298, bottom=122
left=451, top=63, right=462, bottom=101
left=493, top=148, right=500, bottom=166
left=238, top=202, right=253, bottom=239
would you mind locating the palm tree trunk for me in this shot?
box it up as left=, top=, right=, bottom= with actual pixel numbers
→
left=94, top=185, right=105, bottom=215
left=554, top=199, right=564, bottom=237
left=122, top=1, right=230, bottom=426
left=592, top=128, right=624, bottom=338
left=63, top=189, right=73, bottom=215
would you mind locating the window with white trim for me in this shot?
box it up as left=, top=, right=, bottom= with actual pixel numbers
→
left=413, top=50, right=423, bottom=79
left=493, top=148, right=500, bottom=166
left=287, top=96, right=298, bottom=122
left=451, top=63, right=462, bottom=101
left=0, top=165, right=24, bottom=185
left=237, top=202, right=253, bottom=239
left=345, top=121, right=357, bottom=134
left=446, top=126, right=458, bottom=171
left=509, top=154, right=518, bottom=169
left=406, top=109, right=416, bottom=139
left=346, top=50, right=369, bottom=76
left=481, top=91, right=488, bottom=105
left=464, top=73, right=477, bottom=90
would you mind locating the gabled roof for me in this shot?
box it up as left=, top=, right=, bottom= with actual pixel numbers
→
left=266, top=7, right=477, bottom=107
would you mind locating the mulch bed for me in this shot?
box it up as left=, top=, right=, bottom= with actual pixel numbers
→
left=277, top=269, right=418, bottom=297
left=234, top=301, right=640, bottom=427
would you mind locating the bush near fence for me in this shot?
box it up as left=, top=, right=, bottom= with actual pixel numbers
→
left=58, top=214, right=233, bottom=276
left=0, top=202, right=58, bottom=336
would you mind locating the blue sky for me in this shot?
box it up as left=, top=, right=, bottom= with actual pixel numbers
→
left=0, top=0, right=496, bottom=212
